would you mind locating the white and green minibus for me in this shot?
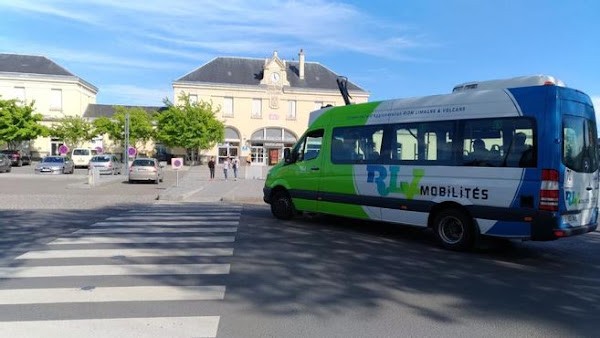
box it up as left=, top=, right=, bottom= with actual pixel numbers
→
left=263, top=75, right=598, bottom=250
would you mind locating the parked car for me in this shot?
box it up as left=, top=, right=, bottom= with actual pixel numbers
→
left=34, top=156, right=74, bottom=174
left=88, top=154, right=123, bottom=175
left=71, top=148, right=98, bottom=168
left=0, top=149, right=32, bottom=167
left=0, top=154, right=11, bottom=173
left=128, top=158, right=164, bottom=184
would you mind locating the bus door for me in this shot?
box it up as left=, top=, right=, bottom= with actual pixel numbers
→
left=561, top=115, right=599, bottom=227
left=285, top=129, right=324, bottom=212
left=318, top=126, right=384, bottom=220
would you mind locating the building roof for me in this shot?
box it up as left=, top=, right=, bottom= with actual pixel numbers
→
left=83, top=104, right=167, bottom=118
left=0, top=53, right=75, bottom=76
left=0, top=53, right=98, bottom=93
left=175, top=57, right=367, bottom=92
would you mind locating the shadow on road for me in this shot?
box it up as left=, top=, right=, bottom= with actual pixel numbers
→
left=227, top=205, right=600, bottom=335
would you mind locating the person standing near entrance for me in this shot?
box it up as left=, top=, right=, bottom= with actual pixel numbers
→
left=208, top=156, right=215, bottom=180
left=232, top=157, right=240, bottom=181
left=223, top=157, right=231, bottom=181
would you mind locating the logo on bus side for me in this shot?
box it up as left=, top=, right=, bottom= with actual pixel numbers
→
left=366, top=165, right=423, bottom=199
left=366, top=165, right=489, bottom=200
left=565, top=191, right=580, bottom=206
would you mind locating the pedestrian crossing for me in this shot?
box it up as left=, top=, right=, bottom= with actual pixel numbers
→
left=0, top=204, right=241, bottom=337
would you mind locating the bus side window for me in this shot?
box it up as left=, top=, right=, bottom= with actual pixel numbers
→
left=505, top=126, right=535, bottom=167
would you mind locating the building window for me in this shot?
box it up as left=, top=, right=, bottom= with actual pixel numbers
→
left=252, top=99, right=262, bottom=118
left=287, top=100, right=296, bottom=120
left=14, top=87, right=25, bottom=104
left=223, top=97, right=233, bottom=117
left=51, top=89, right=62, bottom=111
left=189, top=95, right=198, bottom=104
left=314, top=101, right=323, bottom=110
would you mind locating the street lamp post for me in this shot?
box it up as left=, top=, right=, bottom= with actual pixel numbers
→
left=124, top=113, right=130, bottom=173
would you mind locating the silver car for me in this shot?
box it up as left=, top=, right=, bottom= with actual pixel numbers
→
left=88, top=154, right=123, bottom=175
left=128, top=158, right=164, bottom=184
left=35, top=156, right=74, bottom=174
left=0, top=154, right=11, bottom=173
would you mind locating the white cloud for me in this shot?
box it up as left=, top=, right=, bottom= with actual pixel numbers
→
left=2, top=0, right=430, bottom=59
left=0, top=0, right=98, bottom=24
left=0, top=41, right=190, bottom=70
left=100, top=85, right=171, bottom=106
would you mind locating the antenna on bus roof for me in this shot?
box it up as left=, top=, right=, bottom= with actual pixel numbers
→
left=336, top=76, right=352, bottom=105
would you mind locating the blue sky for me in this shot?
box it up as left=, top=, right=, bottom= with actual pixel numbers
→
left=1, top=0, right=599, bottom=116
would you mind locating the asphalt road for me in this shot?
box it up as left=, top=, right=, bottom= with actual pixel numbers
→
left=0, top=168, right=599, bottom=337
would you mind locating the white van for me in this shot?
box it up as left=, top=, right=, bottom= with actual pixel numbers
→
left=71, top=148, right=98, bottom=168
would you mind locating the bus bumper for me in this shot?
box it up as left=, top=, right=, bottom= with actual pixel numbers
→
left=531, top=212, right=597, bottom=241
left=263, top=187, right=272, bottom=204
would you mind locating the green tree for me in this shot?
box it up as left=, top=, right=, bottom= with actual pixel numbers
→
left=0, top=98, right=48, bottom=149
left=93, top=106, right=155, bottom=149
left=50, top=115, right=96, bottom=149
left=156, top=94, right=225, bottom=163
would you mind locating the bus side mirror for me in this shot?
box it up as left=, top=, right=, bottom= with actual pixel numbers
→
left=284, top=148, right=292, bottom=164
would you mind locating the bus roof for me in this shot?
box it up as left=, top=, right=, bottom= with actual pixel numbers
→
left=452, top=74, right=565, bottom=93
left=308, top=75, right=584, bottom=127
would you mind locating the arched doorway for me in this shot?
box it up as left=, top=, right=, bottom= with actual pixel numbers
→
left=250, top=127, right=297, bottom=165
left=218, top=127, right=241, bottom=164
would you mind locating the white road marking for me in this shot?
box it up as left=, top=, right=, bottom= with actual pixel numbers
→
left=48, top=236, right=235, bottom=245
left=92, top=220, right=239, bottom=226
left=73, top=227, right=238, bottom=234
left=107, top=215, right=239, bottom=221
left=0, top=316, right=220, bottom=338
left=0, top=285, right=225, bottom=304
left=16, top=248, right=234, bottom=260
left=0, top=264, right=230, bottom=278
left=126, top=212, right=240, bottom=216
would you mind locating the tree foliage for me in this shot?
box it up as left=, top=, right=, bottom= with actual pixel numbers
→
left=156, top=94, right=225, bottom=158
left=50, top=115, right=96, bottom=149
left=92, top=106, right=155, bottom=149
left=0, top=98, right=48, bottom=149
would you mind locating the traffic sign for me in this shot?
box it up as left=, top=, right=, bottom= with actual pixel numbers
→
left=95, top=146, right=103, bottom=154
left=58, top=145, right=69, bottom=155
left=172, top=157, right=184, bottom=170
left=127, top=147, right=137, bottom=157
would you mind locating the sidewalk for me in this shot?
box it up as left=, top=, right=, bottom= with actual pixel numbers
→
left=158, top=165, right=267, bottom=204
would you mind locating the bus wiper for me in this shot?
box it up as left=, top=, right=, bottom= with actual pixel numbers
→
left=337, top=76, right=352, bottom=105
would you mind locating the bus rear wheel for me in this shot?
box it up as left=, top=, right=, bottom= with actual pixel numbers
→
left=432, top=209, right=475, bottom=251
left=271, top=191, right=294, bottom=220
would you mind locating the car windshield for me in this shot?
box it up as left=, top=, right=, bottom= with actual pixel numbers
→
left=91, top=156, right=111, bottom=162
left=42, top=157, right=64, bottom=163
left=132, top=159, right=155, bottom=167
left=73, top=149, right=89, bottom=155
left=0, top=150, right=17, bottom=154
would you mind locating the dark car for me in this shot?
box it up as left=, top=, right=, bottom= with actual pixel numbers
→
left=0, top=154, right=11, bottom=173
left=0, top=149, right=32, bottom=167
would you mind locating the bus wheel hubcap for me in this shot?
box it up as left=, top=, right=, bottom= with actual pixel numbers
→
left=439, top=216, right=464, bottom=244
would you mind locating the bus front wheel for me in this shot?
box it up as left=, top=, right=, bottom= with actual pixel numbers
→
left=432, top=209, right=475, bottom=251
left=271, top=191, right=294, bottom=220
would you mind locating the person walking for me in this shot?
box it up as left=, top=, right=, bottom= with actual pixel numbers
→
left=208, top=156, right=215, bottom=180
left=223, top=157, right=230, bottom=181
left=232, top=157, right=240, bottom=180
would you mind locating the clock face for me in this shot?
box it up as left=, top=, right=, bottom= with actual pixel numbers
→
left=270, top=72, right=280, bottom=83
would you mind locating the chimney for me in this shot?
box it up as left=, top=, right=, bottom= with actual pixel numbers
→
left=298, top=49, right=305, bottom=80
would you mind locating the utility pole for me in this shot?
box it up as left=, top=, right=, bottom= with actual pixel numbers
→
left=124, top=113, right=130, bottom=174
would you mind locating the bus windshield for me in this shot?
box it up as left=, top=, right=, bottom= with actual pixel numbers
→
left=563, top=116, right=598, bottom=173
